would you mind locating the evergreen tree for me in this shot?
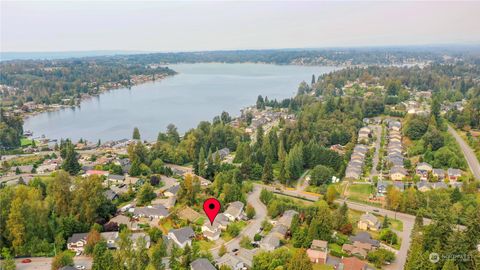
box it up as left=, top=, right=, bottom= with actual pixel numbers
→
left=61, top=141, right=80, bottom=175
left=132, top=127, right=141, bottom=140
left=261, top=157, right=273, bottom=184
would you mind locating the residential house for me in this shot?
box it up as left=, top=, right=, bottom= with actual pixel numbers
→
left=416, top=162, right=433, bottom=180
left=67, top=233, right=88, bottom=253
left=100, top=232, right=119, bottom=249
left=10, top=165, right=34, bottom=174
left=131, top=205, right=169, bottom=219
left=349, top=232, right=380, bottom=248
left=388, top=121, right=401, bottom=131
left=216, top=248, right=254, bottom=270
left=85, top=170, right=109, bottom=177
left=447, top=168, right=462, bottom=182
left=201, top=221, right=221, bottom=241
left=341, top=256, right=368, bottom=270
left=104, top=189, right=119, bottom=201
left=224, top=201, right=245, bottom=221
left=278, top=210, right=298, bottom=227
left=377, top=182, right=387, bottom=196
left=260, top=234, right=280, bottom=251
left=107, top=174, right=125, bottom=184
left=168, top=227, right=195, bottom=248
left=164, top=185, right=180, bottom=197
left=37, top=163, right=58, bottom=174
left=151, top=197, right=177, bottom=209
left=357, top=213, right=381, bottom=231
left=342, top=243, right=367, bottom=259
left=417, top=181, right=431, bottom=192
left=432, top=168, right=445, bottom=181
left=307, top=240, right=328, bottom=264
left=191, top=258, right=216, bottom=270
left=342, top=241, right=375, bottom=259
left=270, top=224, right=288, bottom=239
left=358, top=127, right=371, bottom=142
left=109, top=214, right=139, bottom=231
left=389, top=166, right=407, bottom=181
left=130, top=232, right=151, bottom=249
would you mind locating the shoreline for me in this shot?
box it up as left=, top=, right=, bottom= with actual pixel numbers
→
left=20, top=72, right=176, bottom=121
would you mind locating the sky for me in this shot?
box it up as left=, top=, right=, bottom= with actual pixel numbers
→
left=1, top=1, right=480, bottom=52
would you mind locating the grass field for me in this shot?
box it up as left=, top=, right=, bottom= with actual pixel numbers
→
left=346, top=184, right=382, bottom=207
left=197, top=240, right=215, bottom=251
left=313, top=264, right=334, bottom=270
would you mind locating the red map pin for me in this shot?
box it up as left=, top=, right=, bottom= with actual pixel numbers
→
left=203, top=198, right=221, bottom=225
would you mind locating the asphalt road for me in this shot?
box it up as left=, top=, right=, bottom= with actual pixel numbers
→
left=14, top=256, right=92, bottom=270
left=210, top=185, right=267, bottom=258
left=448, top=125, right=480, bottom=180
left=369, top=125, right=382, bottom=182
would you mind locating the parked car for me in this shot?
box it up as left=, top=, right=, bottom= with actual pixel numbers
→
left=21, top=259, right=32, bottom=263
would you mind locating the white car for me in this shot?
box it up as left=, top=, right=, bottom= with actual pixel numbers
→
left=75, top=266, right=86, bottom=270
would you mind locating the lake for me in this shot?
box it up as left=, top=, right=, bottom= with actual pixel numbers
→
left=24, top=63, right=337, bottom=141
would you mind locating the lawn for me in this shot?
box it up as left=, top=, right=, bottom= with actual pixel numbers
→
left=346, top=184, right=382, bottom=207
left=197, top=240, right=215, bottom=251
left=21, top=138, right=33, bottom=147
left=376, top=215, right=404, bottom=232
left=313, top=264, right=334, bottom=270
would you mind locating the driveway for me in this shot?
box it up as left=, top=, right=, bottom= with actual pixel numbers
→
left=210, top=184, right=267, bottom=257
left=448, top=125, right=480, bottom=180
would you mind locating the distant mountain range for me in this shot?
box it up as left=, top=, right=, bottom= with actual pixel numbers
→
left=0, top=50, right=150, bottom=61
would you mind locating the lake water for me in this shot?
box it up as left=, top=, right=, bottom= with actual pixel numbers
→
left=24, top=63, right=337, bottom=141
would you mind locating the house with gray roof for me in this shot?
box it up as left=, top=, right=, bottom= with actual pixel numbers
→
left=168, top=227, right=195, bottom=248
left=432, top=168, right=445, bottom=180
left=224, top=201, right=244, bottom=221
left=349, top=232, right=380, bottom=247
left=104, top=189, right=119, bottom=201
left=447, top=168, right=462, bottom=182
left=358, top=213, right=381, bottom=231
left=67, top=233, right=88, bottom=252
left=216, top=248, right=254, bottom=270
left=191, top=258, right=216, bottom=270
left=164, top=184, right=180, bottom=197
left=131, top=205, right=169, bottom=219
left=278, top=210, right=298, bottom=227
left=260, top=234, right=280, bottom=251
left=107, top=174, right=125, bottom=183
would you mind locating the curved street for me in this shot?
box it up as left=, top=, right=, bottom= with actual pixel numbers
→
left=448, top=125, right=480, bottom=180
left=210, top=184, right=267, bottom=257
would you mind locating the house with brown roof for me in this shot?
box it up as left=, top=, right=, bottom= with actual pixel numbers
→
left=341, top=256, right=368, bottom=270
